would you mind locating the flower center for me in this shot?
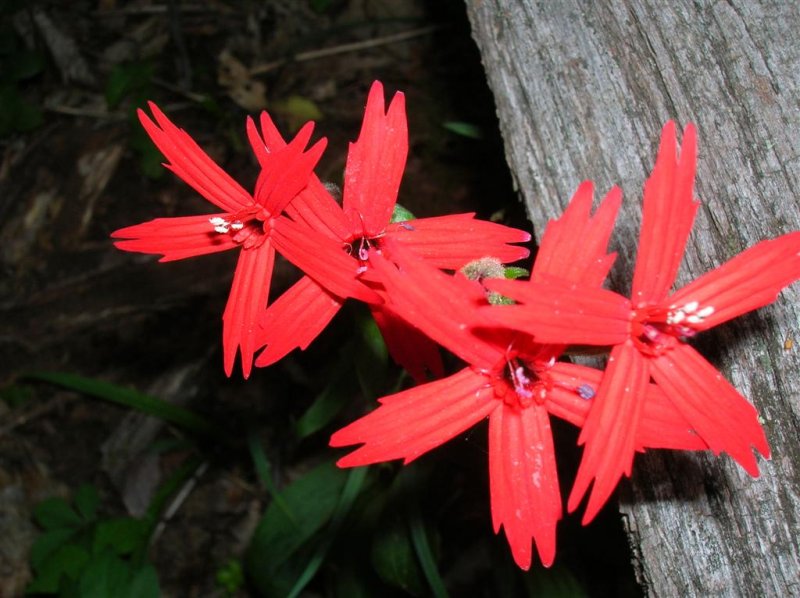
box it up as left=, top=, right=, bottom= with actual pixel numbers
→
left=485, top=353, right=596, bottom=411
left=343, top=235, right=382, bottom=273
left=209, top=206, right=272, bottom=249
left=631, top=301, right=714, bottom=356
left=490, top=357, right=552, bottom=410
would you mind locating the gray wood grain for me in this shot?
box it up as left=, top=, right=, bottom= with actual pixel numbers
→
left=465, top=1, right=800, bottom=595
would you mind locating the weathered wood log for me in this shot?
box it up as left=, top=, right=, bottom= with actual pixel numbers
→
left=465, top=1, right=800, bottom=595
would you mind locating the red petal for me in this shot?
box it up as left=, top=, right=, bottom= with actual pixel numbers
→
left=270, top=217, right=380, bottom=304
left=252, top=122, right=327, bottom=215
left=112, top=214, right=238, bottom=261
left=650, top=343, right=768, bottom=475
left=370, top=304, right=444, bottom=383
left=631, top=122, right=699, bottom=304
left=222, top=243, right=275, bottom=378
left=545, top=363, right=707, bottom=451
left=483, top=278, right=631, bottom=345
left=638, top=383, right=709, bottom=451
left=567, top=342, right=650, bottom=524
left=249, top=111, right=287, bottom=154
left=139, top=103, right=252, bottom=213
left=370, top=243, right=504, bottom=368
left=331, top=368, right=496, bottom=465
left=489, top=404, right=560, bottom=569
left=254, top=276, right=342, bottom=367
left=342, top=81, right=407, bottom=236
left=246, top=114, right=350, bottom=238
left=542, top=362, right=601, bottom=428
left=386, top=213, right=531, bottom=269
left=533, top=182, right=621, bottom=286
left=285, top=181, right=353, bottom=241
left=666, top=232, right=800, bottom=330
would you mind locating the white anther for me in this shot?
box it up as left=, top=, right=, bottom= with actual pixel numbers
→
left=230, top=220, right=244, bottom=231
left=209, top=216, right=231, bottom=234
left=696, top=306, right=715, bottom=318
left=667, top=310, right=686, bottom=325
left=686, top=315, right=702, bottom=324
left=682, top=301, right=699, bottom=313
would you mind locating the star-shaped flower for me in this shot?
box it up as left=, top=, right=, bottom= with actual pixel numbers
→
left=112, top=103, right=330, bottom=378
left=250, top=81, right=531, bottom=380
left=485, top=122, right=800, bottom=523
left=330, top=183, right=706, bottom=569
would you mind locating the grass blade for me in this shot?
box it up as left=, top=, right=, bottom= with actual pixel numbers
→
left=21, top=371, right=216, bottom=437
left=286, top=466, right=368, bottom=598
left=408, top=502, right=448, bottom=598
left=246, top=432, right=295, bottom=523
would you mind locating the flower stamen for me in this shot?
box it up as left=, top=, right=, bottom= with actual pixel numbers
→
left=632, top=302, right=715, bottom=355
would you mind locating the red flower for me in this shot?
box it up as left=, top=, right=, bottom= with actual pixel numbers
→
left=330, top=184, right=705, bottom=569
left=251, top=81, right=530, bottom=380
left=486, top=122, right=800, bottom=523
left=112, top=103, right=328, bottom=378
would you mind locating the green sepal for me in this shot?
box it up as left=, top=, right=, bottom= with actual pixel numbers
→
left=390, top=204, right=416, bottom=223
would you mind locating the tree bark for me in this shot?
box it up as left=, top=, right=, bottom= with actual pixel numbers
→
left=465, top=1, right=800, bottom=596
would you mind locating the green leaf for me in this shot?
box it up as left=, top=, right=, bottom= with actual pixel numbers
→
left=124, top=564, right=161, bottom=598
left=359, top=316, right=388, bottom=361
left=75, top=484, right=99, bottom=521
left=30, top=528, right=81, bottom=570
left=78, top=551, right=131, bottom=598
left=105, top=62, right=154, bottom=109
left=286, top=467, right=368, bottom=598
left=354, top=315, right=388, bottom=399
left=371, top=519, right=425, bottom=596
left=408, top=505, right=448, bottom=598
left=27, top=544, right=90, bottom=593
left=22, top=371, right=216, bottom=437
left=247, top=432, right=294, bottom=520
left=215, top=558, right=244, bottom=594
left=295, top=362, right=357, bottom=440
left=504, top=266, right=530, bottom=280
left=93, top=518, right=148, bottom=556
left=390, top=203, right=416, bottom=223
left=272, top=95, right=323, bottom=131
left=129, top=125, right=167, bottom=179
left=0, top=383, right=32, bottom=408
left=245, top=461, right=350, bottom=595
left=442, top=121, right=482, bottom=139
left=34, top=497, right=83, bottom=530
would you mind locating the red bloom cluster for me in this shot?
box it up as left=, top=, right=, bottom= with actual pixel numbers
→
left=113, top=82, right=529, bottom=379
left=113, top=83, right=800, bottom=570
